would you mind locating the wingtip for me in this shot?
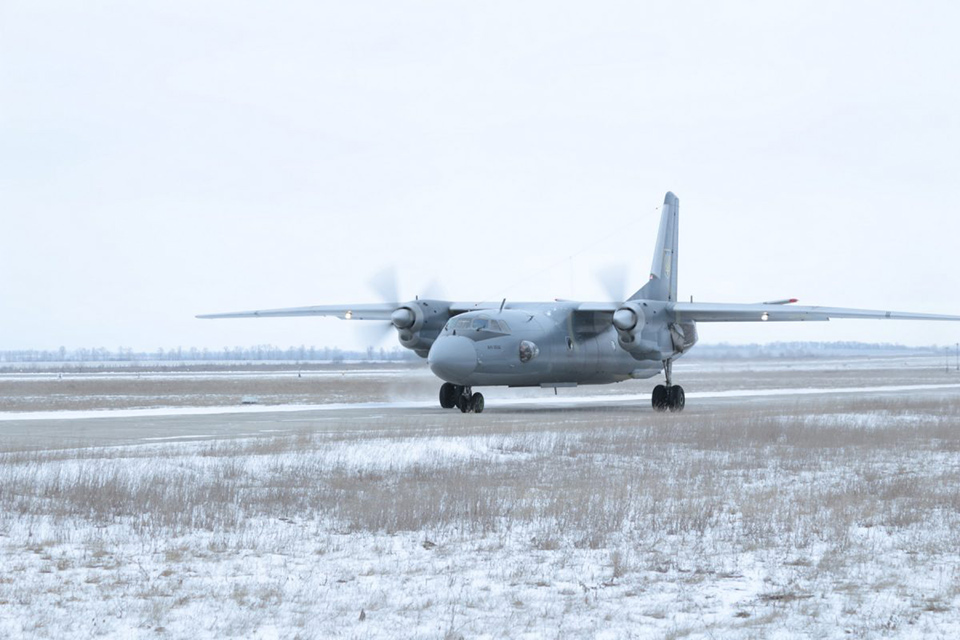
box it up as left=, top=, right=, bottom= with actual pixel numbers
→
left=664, top=191, right=678, bottom=205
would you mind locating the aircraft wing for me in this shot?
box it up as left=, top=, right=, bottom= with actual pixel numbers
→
left=197, top=303, right=401, bottom=321
left=575, top=302, right=619, bottom=313
left=449, top=302, right=501, bottom=313
left=197, top=301, right=499, bottom=321
left=672, top=302, right=960, bottom=323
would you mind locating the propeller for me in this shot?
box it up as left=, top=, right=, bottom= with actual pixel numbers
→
left=597, top=263, right=631, bottom=302
left=357, top=267, right=402, bottom=347
left=369, top=266, right=445, bottom=303
left=418, top=278, right=446, bottom=301
left=358, top=267, right=444, bottom=348
left=369, top=267, right=400, bottom=305
left=598, top=264, right=646, bottom=347
left=356, top=318, right=396, bottom=348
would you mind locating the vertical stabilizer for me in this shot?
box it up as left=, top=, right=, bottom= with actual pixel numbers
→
left=630, top=192, right=679, bottom=302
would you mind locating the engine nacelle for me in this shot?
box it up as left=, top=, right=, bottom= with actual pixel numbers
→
left=612, top=302, right=648, bottom=351
left=613, top=302, right=644, bottom=345
left=394, top=300, right=451, bottom=358
left=613, top=302, right=663, bottom=360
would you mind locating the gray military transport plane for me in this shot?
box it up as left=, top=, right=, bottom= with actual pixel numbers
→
left=199, top=192, right=960, bottom=413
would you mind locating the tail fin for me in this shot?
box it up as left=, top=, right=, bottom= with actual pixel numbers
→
left=630, top=191, right=679, bottom=302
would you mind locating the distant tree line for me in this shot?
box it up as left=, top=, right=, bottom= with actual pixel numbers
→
left=0, top=345, right=418, bottom=363
left=0, top=341, right=950, bottom=364
left=690, top=341, right=946, bottom=359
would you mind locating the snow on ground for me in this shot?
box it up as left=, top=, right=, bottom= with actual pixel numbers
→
left=2, top=390, right=960, bottom=639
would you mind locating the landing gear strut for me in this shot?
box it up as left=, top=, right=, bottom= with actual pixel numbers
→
left=439, top=383, right=484, bottom=413
left=652, top=360, right=685, bottom=412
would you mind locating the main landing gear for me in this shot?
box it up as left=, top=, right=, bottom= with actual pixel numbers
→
left=439, top=382, right=484, bottom=414
left=652, top=359, right=685, bottom=412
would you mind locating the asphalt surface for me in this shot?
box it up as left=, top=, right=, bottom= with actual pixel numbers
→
left=2, top=380, right=958, bottom=450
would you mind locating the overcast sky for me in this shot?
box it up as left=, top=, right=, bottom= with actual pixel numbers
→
left=2, top=1, right=959, bottom=351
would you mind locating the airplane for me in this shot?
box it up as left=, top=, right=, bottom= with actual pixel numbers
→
left=199, top=192, right=960, bottom=413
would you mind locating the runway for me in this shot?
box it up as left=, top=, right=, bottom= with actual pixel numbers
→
left=2, top=377, right=958, bottom=449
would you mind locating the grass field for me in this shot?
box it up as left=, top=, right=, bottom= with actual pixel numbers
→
left=1, top=359, right=959, bottom=638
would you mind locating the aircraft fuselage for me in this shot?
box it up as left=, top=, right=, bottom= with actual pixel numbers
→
left=427, top=304, right=670, bottom=388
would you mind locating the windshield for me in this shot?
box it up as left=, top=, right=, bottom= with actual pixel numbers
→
left=446, top=315, right=511, bottom=334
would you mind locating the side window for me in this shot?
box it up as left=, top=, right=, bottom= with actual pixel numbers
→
left=488, top=319, right=501, bottom=332
left=519, top=340, right=540, bottom=363
left=498, top=320, right=510, bottom=333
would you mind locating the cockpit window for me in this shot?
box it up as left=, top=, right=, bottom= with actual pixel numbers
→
left=447, top=315, right=511, bottom=334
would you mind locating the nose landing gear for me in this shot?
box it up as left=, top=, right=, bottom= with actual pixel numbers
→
left=439, top=383, right=485, bottom=413
left=652, top=360, right=685, bottom=412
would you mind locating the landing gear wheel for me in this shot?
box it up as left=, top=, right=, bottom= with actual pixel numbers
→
left=652, top=385, right=669, bottom=412
left=668, top=385, right=685, bottom=412
left=439, top=383, right=457, bottom=409
left=453, top=386, right=481, bottom=413
left=471, top=392, right=484, bottom=414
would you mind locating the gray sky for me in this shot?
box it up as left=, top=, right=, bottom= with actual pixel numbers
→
left=2, top=0, right=959, bottom=351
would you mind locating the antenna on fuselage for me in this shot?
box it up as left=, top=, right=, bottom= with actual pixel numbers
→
left=499, top=298, right=506, bottom=313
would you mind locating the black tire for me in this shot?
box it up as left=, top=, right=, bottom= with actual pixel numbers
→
left=471, top=392, right=484, bottom=414
left=668, top=385, right=685, bottom=412
left=439, top=383, right=457, bottom=409
left=652, top=384, right=669, bottom=412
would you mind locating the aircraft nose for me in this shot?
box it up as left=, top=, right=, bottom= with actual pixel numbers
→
left=428, top=336, right=477, bottom=383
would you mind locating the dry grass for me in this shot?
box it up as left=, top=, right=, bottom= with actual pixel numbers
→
left=3, top=395, right=958, bottom=548
left=2, top=364, right=959, bottom=637
left=0, top=364, right=431, bottom=411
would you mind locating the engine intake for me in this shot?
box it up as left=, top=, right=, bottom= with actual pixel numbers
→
left=394, top=300, right=450, bottom=358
